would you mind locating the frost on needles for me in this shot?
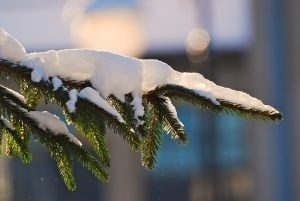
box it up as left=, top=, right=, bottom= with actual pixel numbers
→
left=0, top=28, right=282, bottom=190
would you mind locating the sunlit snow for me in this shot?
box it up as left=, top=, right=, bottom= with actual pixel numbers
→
left=0, top=27, right=280, bottom=126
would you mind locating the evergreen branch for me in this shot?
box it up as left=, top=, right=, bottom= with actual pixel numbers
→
left=34, top=132, right=108, bottom=189
left=75, top=98, right=140, bottom=151
left=65, top=109, right=111, bottom=167
left=140, top=102, right=162, bottom=169
left=54, top=77, right=140, bottom=139
left=19, top=81, right=42, bottom=108
left=0, top=85, right=109, bottom=189
left=0, top=90, right=76, bottom=190
left=152, top=84, right=220, bottom=112
left=0, top=51, right=283, bottom=191
left=0, top=119, right=32, bottom=163
left=217, top=99, right=283, bottom=121
left=44, top=138, right=76, bottom=191
left=52, top=78, right=140, bottom=151
left=154, top=84, right=282, bottom=121
left=0, top=59, right=140, bottom=151
left=67, top=140, right=109, bottom=182
left=144, top=93, right=188, bottom=144
left=0, top=84, right=32, bottom=162
left=107, top=94, right=136, bottom=131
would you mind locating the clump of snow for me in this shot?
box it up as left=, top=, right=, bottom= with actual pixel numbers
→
left=165, top=97, right=184, bottom=127
left=78, top=87, right=124, bottom=122
left=2, top=85, right=25, bottom=102
left=130, top=92, right=144, bottom=125
left=66, top=89, right=78, bottom=113
left=88, top=51, right=142, bottom=101
left=31, top=67, right=46, bottom=83
left=1, top=116, right=15, bottom=130
left=21, top=57, right=48, bottom=82
left=52, top=77, right=63, bottom=91
left=28, top=111, right=82, bottom=146
left=0, top=28, right=26, bottom=62
left=141, top=59, right=174, bottom=92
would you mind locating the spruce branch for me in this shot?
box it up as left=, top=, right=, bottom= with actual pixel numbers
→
left=19, top=81, right=42, bottom=108
left=153, top=84, right=282, bottom=121
left=144, top=92, right=188, bottom=144
left=153, top=84, right=220, bottom=111
left=66, top=139, right=109, bottom=182
left=0, top=119, right=32, bottom=163
left=0, top=54, right=283, bottom=191
left=217, top=99, right=283, bottom=121
left=107, top=94, right=137, bottom=131
left=0, top=84, right=108, bottom=190
left=43, top=136, right=76, bottom=191
left=66, top=111, right=111, bottom=167
left=0, top=59, right=140, bottom=151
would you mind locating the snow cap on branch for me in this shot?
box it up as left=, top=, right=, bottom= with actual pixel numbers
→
left=0, top=28, right=26, bottom=62
left=28, top=111, right=82, bottom=146
left=0, top=27, right=283, bottom=191
left=0, top=27, right=281, bottom=119
left=79, top=87, right=124, bottom=122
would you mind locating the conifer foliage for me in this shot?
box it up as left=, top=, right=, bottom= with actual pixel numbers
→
left=0, top=29, right=282, bottom=190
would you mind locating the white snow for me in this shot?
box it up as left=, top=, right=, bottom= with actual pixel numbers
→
left=78, top=87, right=124, bottom=122
left=52, top=76, right=63, bottom=91
left=31, top=67, right=46, bottom=82
left=130, top=92, right=145, bottom=125
left=2, top=85, right=25, bottom=102
left=1, top=116, right=15, bottom=130
left=24, top=49, right=143, bottom=102
left=0, top=28, right=26, bottom=62
left=28, top=111, right=82, bottom=146
left=66, top=89, right=78, bottom=113
left=175, top=72, right=276, bottom=112
left=165, top=97, right=184, bottom=127
left=141, top=59, right=174, bottom=92
left=0, top=27, right=280, bottom=119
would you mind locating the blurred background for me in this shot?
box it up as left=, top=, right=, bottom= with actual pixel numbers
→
left=0, top=0, right=299, bottom=201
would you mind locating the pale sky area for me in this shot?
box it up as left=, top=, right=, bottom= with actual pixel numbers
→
left=0, top=0, right=252, bottom=52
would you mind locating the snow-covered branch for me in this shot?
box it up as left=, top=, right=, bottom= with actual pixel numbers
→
left=0, top=27, right=282, bottom=190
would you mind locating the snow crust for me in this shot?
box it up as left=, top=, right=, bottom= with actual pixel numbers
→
left=0, top=27, right=280, bottom=119
left=28, top=111, right=82, bottom=146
